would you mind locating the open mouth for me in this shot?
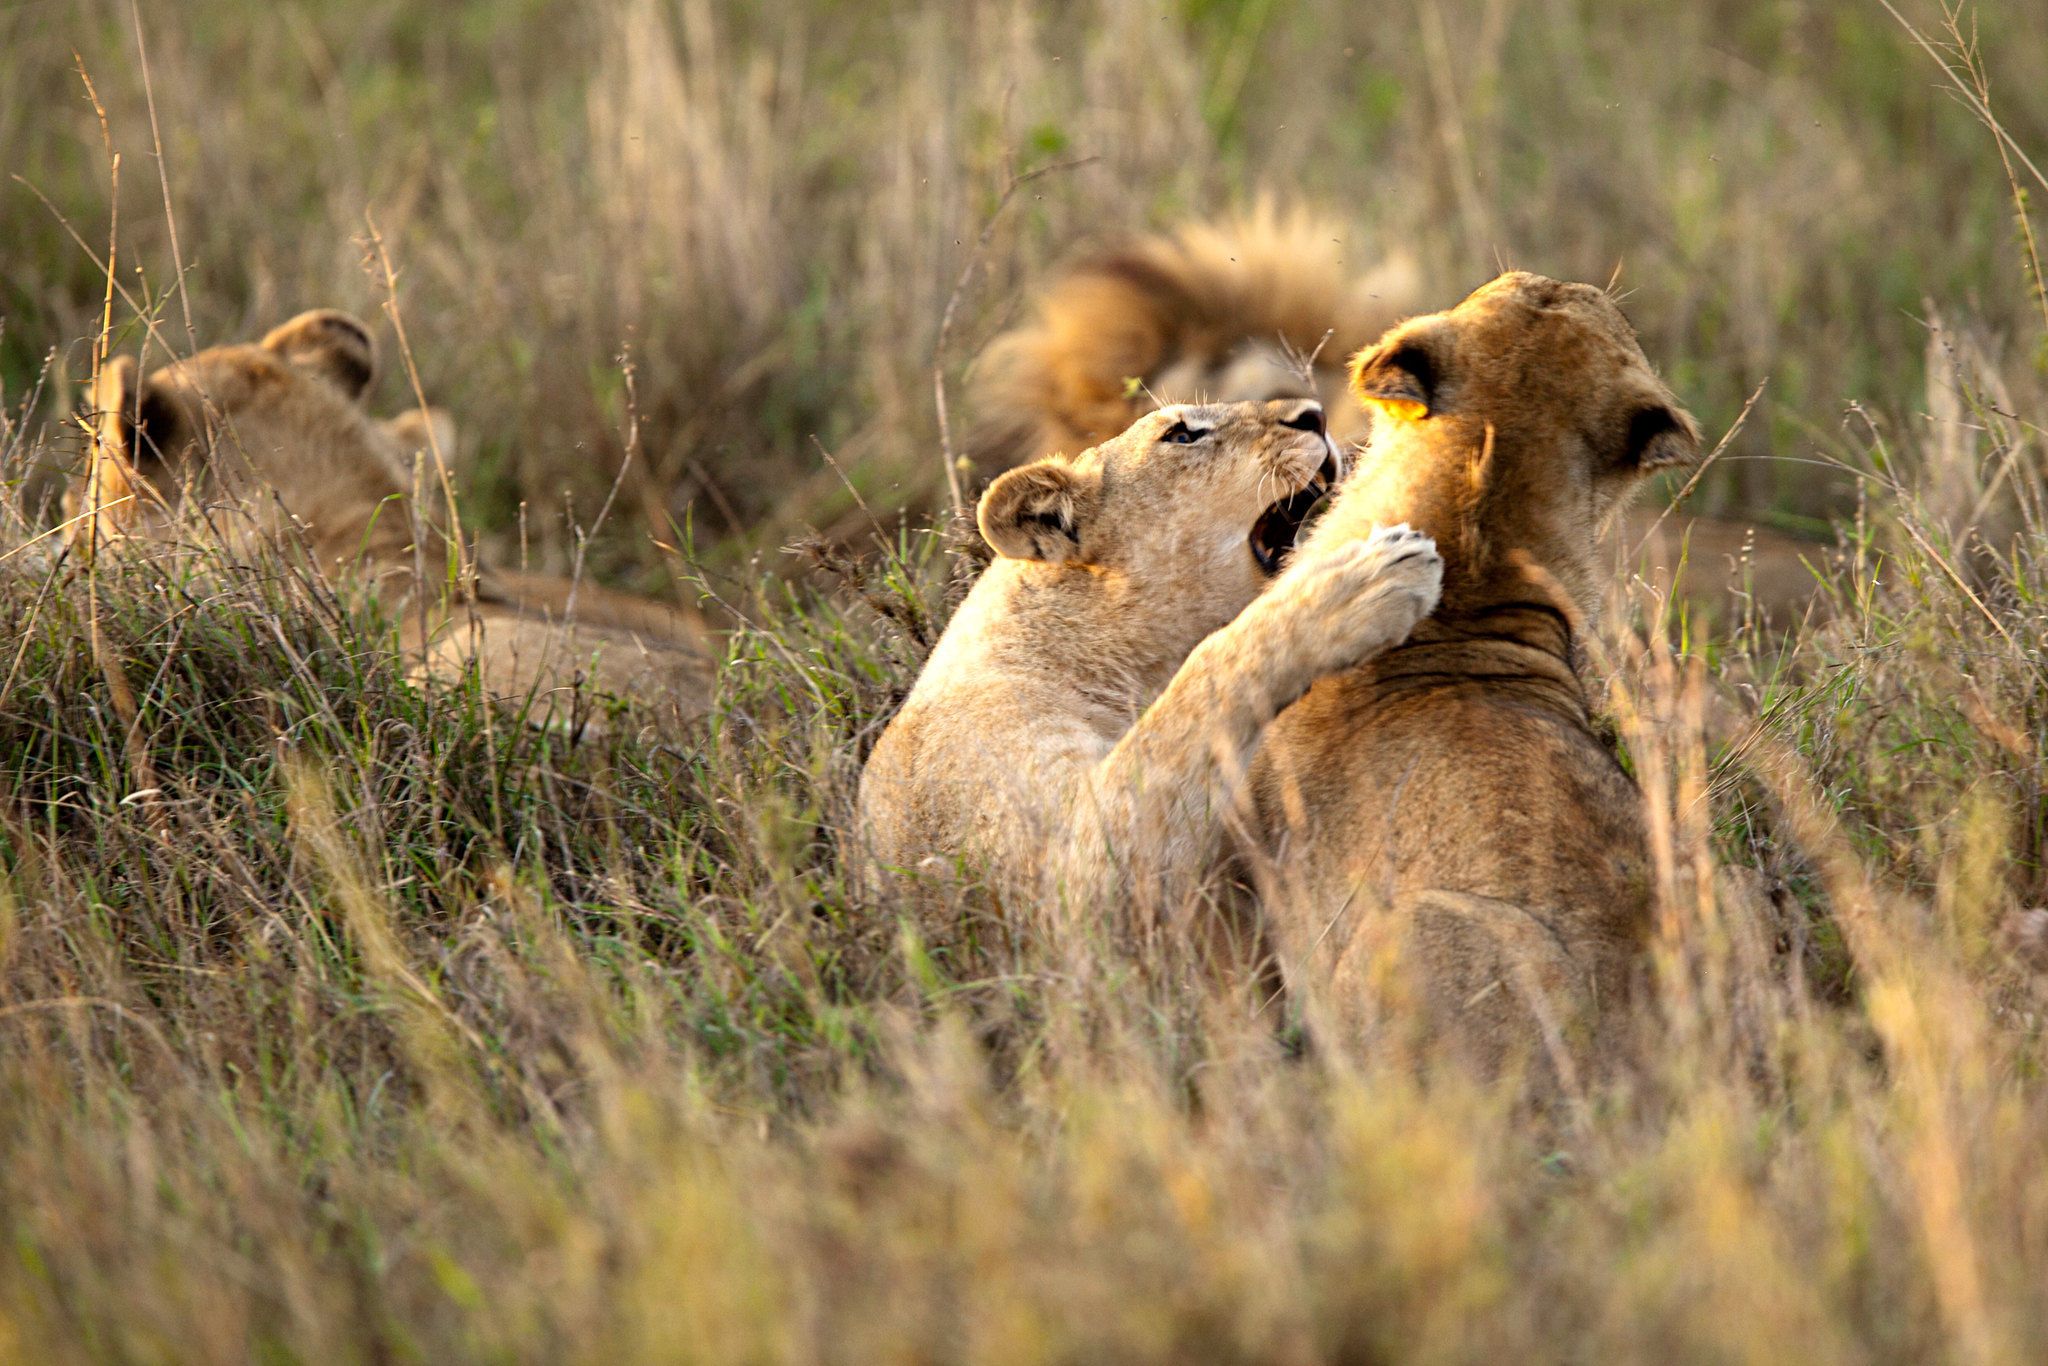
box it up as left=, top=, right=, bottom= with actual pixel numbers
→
left=1249, top=452, right=1340, bottom=576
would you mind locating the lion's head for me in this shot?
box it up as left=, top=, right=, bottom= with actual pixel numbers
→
left=65, top=310, right=446, bottom=593
left=977, top=397, right=1341, bottom=636
left=1334, top=271, right=1702, bottom=624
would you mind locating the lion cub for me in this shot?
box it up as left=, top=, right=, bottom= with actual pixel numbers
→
left=859, top=400, right=1442, bottom=918
left=1249, top=273, right=1701, bottom=1081
left=67, top=311, right=714, bottom=722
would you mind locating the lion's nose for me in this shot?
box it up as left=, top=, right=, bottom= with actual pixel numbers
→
left=1279, top=402, right=1325, bottom=436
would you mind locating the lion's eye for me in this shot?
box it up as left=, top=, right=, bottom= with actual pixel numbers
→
left=1159, top=420, right=1204, bottom=445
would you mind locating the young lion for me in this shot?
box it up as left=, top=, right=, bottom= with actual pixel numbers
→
left=859, top=399, right=1442, bottom=918
left=1248, top=273, right=1701, bottom=1082
left=68, top=311, right=437, bottom=585
left=66, top=310, right=714, bottom=721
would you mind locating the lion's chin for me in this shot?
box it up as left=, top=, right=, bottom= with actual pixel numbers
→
left=1249, top=452, right=1339, bottom=575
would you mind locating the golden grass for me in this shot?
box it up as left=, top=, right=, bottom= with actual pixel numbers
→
left=2, top=394, right=2046, bottom=1359
left=3, top=0, right=2048, bottom=1361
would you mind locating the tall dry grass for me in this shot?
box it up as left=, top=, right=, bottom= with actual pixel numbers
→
left=4, top=0, right=2048, bottom=1361
left=3, top=338, right=2048, bottom=1357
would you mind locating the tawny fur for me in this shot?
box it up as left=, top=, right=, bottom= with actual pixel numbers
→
left=65, top=311, right=714, bottom=722
left=860, top=399, right=1442, bottom=919
left=972, top=213, right=1827, bottom=626
left=1248, top=273, right=1702, bottom=1085
left=969, top=208, right=1419, bottom=472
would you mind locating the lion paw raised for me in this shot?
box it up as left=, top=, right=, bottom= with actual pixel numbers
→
left=1266, top=524, right=1443, bottom=676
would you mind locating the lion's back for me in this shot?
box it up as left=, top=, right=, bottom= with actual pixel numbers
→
left=1256, top=675, right=1651, bottom=929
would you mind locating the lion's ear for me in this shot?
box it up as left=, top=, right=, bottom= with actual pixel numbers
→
left=87, top=356, right=185, bottom=470
left=1349, top=338, right=1435, bottom=421
left=68, top=356, right=147, bottom=547
left=85, top=354, right=140, bottom=459
left=1622, top=403, right=1701, bottom=471
left=978, top=460, right=1100, bottom=563
left=261, top=309, right=377, bottom=401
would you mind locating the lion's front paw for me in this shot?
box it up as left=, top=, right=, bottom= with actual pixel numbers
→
left=1273, top=523, right=1443, bottom=673
left=1351, top=522, right=1444, bottom=612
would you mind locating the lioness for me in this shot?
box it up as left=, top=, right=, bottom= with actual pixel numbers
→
left=972, top=215, right=1829, bottom=627
left=67, top=311, right=714, bottom=721
left=1249, top=273, right=1699, bottom=1081
left=859, top=399, right=1442, bottom=920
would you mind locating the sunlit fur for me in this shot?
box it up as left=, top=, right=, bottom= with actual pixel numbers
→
left=968, top=206, right=1420, bottom=471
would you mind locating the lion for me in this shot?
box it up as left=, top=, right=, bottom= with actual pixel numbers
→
left=1245, top=272, right=1700, bottom=1085
left=66, top=310, right=714, bottom=722
left=68, top=311, right=438, bottom=586
left=858, top=397, right=1442, bottom=923
left=969, top=206, right=1420, bottom=473
left=971, top=213, right=1831, bottom=628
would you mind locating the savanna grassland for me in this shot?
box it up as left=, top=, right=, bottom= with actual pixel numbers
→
left=5, top=0, right=2048, bottom=1361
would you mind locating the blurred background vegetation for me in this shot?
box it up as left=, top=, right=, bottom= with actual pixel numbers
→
left=5, top=0, right=2046, bottom=587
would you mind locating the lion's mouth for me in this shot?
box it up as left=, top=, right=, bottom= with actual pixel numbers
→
left=1250, top=452, right=1340, bottom=576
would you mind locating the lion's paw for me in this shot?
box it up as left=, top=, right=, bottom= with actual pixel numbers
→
left=1271, top=524, right=1443, bottom=674
left=1358, top=522, right=1443, bottom=608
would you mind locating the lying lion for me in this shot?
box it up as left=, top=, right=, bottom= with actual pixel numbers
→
left=859, top=399, right=1441, bottom=920
left=1245, top=272, right=1700, bottom=1083
left=66, top=310, right=714, bottom=722
left=971, top=212, right=1830, bottom=627
left=969, top=206, right=1418, bottom=473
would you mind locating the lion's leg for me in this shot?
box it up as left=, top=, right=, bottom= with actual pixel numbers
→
left=1065, top=527, right=1440, bottom=914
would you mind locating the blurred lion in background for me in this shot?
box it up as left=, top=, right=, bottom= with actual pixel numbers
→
left=970, top=209, right=1831, bottom=628
left=969, top=207, right=1420, bottom=472
left=67, top=310, right=714, bottom=725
